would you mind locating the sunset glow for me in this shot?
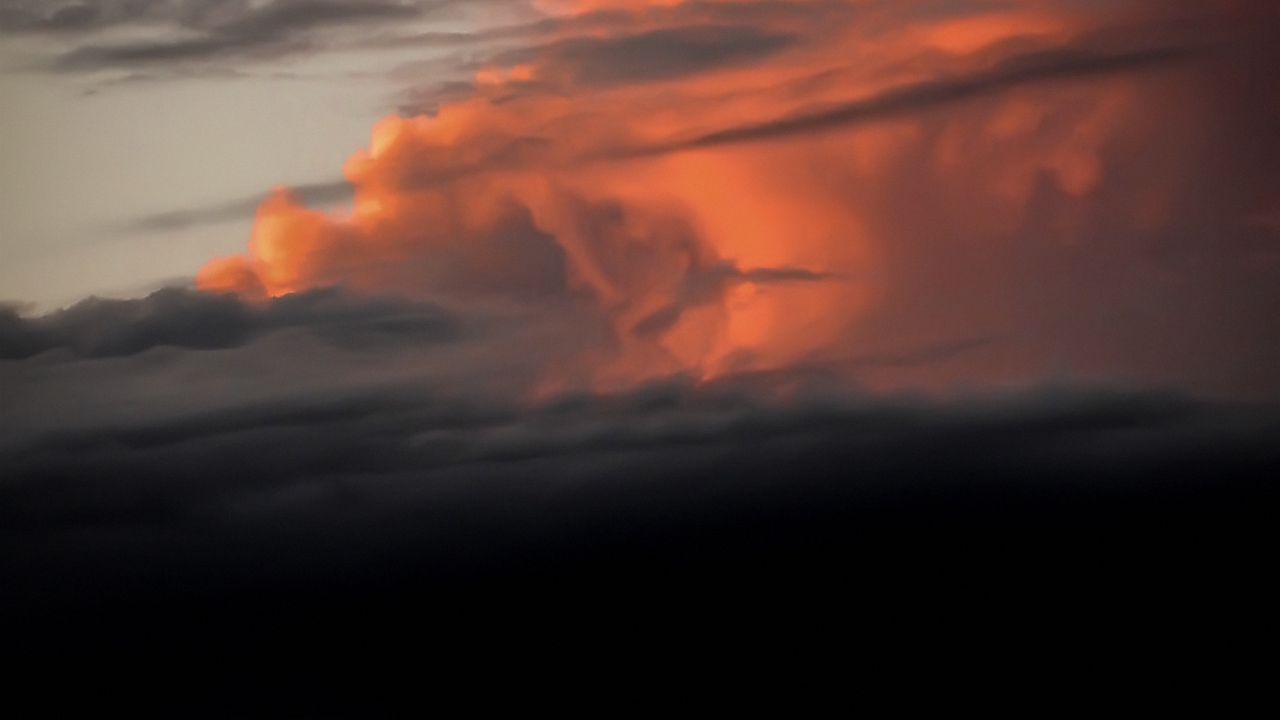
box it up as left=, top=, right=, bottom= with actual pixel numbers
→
left=193, top=0, right=1279, bottom=392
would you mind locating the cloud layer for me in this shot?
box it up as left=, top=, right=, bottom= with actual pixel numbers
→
left=5, top=290, right=1278, bottom=686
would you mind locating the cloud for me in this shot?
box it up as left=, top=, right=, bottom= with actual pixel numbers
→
left=122, top=179, right=353, bottom=233
left=4, top=343, right=1279, bottom=663
left=622, top=43, right=1205, bottom=157
left=0, top=1, right=104, bottom=33
left=0, top=1, right=116, bottom=34
left=497, top=23, right=798, bottom=88
left=156, top=0, right=1276, bottom=393
left=6, top=0, right=1280, bottom=679
left=631, top=261, right=836, bottom=338
left=111, top=40, right=1205, bottom=234
left=48, top=0, right=426, bottom=70
left=4, top=276, right=1274, bottom=575
left=0, top=285, right=458, bottom=359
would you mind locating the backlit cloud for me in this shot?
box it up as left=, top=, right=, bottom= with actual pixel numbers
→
left=183, top=0, right=1280, bottom=394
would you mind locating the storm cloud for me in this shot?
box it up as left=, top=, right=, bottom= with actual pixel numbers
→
left=5, top=323, right=1278, bottom=692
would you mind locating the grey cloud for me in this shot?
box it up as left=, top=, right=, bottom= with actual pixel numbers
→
left=4, top=365, right=1278, bottom=621
left=12, top=2, right=102, bottom=32
left=497, top=24, right=798, bottom=88
left=632, top=262, right=835, bottom=338
left=51, top=1, right=425, bottom=70
left=123, top=179, right=352, bottom=234
left=0, top=0, right=138, bottom=34
left=3, top=269, right=1277, bottom=684
left=0, top=285, right=459, bottom=359
left=5, top=350, right=1277, bottom=525
left=620, top=43, right=1206, bottom=158
left=120, top=136, right=550, bottom=233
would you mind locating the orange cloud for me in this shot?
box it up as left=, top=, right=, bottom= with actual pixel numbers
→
left=199, top=0, right=1280, bottom=394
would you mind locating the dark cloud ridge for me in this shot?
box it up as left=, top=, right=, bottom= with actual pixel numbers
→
left=0, top=285, right=459, bottom=359
left=622, top=42, right=1205, bottom=157
left=51, top=0, right=425, bottom=70
left=5, top=368, right=1277, bottom=620
left=123, top=179, right=352, bottom=234
left=498, top=23, right=799, bottom=88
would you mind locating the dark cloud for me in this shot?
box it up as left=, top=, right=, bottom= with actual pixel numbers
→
left=50, top=0, right=425, bottom=70
left=3, top=271, right=1277, bottom=701
left=622, top=43, right=1205, bottom=158
left=7, top=284, right=1273, bottom=594
left=498, top=24, right=798, bottom=88
left=9, top=370, right=1274, bottom=524
left=123, top=179, right=352, bottom=233
left=4, top=362, right=1278, bottom=688
left=0, top=285, right=458, bottom=359
left=4, top=0, right=417, bottom=36
left=632, top=261, right=835, bottom=338
left=26, top=2, right=101, bottom=32
left=388, top=22, right=799, bottom=112
left=0, top=0, right=119, bottom=34
left=6, top=357, right=1277, bottom=555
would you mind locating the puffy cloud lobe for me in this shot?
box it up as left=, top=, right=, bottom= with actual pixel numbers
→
left=199, top=187, right=574, bottom=302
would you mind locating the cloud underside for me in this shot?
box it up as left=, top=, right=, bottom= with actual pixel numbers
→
left=3, top=290, right=1277, bottom=570
left=9, top=356, right=1277, bottom=681
left=5, top=337, right=1278, bottom=623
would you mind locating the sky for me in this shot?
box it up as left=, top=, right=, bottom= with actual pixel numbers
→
left=2, top=0, right=1279, bottom=691
left=0, top=1, right=523, bottom=308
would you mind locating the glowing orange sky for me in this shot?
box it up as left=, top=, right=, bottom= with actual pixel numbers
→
left=198, top=0, right=1280, bottom=393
